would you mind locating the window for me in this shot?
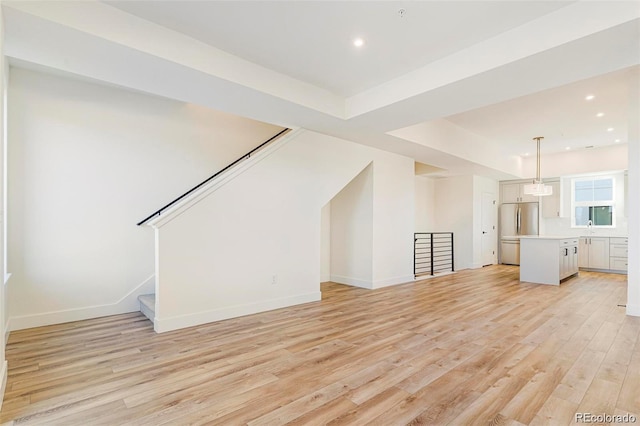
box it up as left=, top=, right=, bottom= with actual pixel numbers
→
left=571, top=177, right=614, bottom=227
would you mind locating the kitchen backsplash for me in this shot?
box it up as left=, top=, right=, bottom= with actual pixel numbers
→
left=541, top=216, right=628, bottom=237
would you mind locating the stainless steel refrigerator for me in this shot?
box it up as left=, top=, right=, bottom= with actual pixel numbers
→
left=499, top=202, right=539, bottom=265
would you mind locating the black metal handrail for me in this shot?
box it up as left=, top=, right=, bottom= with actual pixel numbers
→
left=137, top=128, right=290, bottom=226
left=414, top=232, right=454, bottom=277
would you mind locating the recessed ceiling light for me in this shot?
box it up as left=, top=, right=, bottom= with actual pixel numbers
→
left=615, top=139, right=621, bottom=143
left=607, top=127, right=614, bottom=132
left=524, top=153, right=530, bottom=157
left=596, top=112, right=604, bottom=117
left=565, top=147, right=571, bottom=150
left=585, top=95, right=595, bottom=101
left=353, top=38, right=365, bottom=47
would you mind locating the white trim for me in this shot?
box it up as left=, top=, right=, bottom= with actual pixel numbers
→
left=372, top=275, right=415, bottom=289
left=154, top=226, right=161, bottom=318
left=7, top=274, right=155, bottom=331
left=330, top=274, right=373, bottom=289
left=154, top=291, right=320, bottom=333
left=147, top=128, right=302, bottom=229
left=627, top=304, right=640, bottom=317
left=3, top=272, right=9, bottom=285
left=0, top=360, right=7, bottom=411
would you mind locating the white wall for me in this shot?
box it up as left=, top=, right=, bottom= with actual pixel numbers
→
left=152, top=130, right=416, bottom=332
left=415, top=176, right=436, bottom=232
left=435, top=175, right=474, bottom=271
left=372, top=157, right=415, bottom=286
left=627, top=68, right=639, bottom=317
left=320, top=202, right=331, bottom=283
left=6, top=67, right=283, bottom=330
left=330, top=164, right=373, bottom=288
left=0, top=7, right=8, bottom=409
left=432, top=174, right=497, bottom=271
left=331, top=157, right=415, bottom=289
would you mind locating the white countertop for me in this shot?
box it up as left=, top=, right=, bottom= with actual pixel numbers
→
left=503, top=235, right=627, bottom=240
left=519, top=235, right=576, bottom=240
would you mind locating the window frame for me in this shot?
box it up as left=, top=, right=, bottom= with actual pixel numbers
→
left=570, top=175, right=616, bottom=228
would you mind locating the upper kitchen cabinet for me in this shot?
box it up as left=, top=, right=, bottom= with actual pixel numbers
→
left=501, top=182, right=539, bottom=203
left=541, top=180, right=561, bottom=218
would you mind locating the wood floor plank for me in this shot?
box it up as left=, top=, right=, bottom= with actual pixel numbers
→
left=325, top=386, right=410, bottom=426
left=552, top=349, right=607, bottom=405
left=367, top=369, right=473, bottom=425
left=449, top=374, right=529, bottom=425
left=499, top=359, right=572, bottom=424
left=530, top=395, right=579, bottom=426
left=616, top=337, right=640, bottom=415
left=574, top=378, right=621, bottom=422
left=285, top=397, right=357, bottom=426
left=0, top=266, right=636, bottom=425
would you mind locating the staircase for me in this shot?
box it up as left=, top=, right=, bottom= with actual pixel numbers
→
left=138, top=294, right=155, bottom=324
left=135, top=129, right=290, bottom=332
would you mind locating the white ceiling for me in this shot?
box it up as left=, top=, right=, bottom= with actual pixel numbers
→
left=445, top=66, right=633, bottom=157
left=3, top=1, right=639, bottom=179
left=105, top=1, right=571, bottom=97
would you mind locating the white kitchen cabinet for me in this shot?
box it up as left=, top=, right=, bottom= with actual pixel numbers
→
left=520, top=236, right=579, bottom=285
left=609, top=237, right=628, bottom=273
left=541, top=181, right=561, bottom=218
left=559, top=243, right=579, bottom=280
left=579, top=237, right=610, bottom=270
left=578, top=238, right=589, bottom=268
left=501, top=182, right=539, bottom=203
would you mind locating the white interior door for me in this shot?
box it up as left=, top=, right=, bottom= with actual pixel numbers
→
left=481, top=192, right=496, bottom=266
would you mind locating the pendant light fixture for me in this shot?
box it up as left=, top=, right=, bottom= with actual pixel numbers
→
left=523, top=136, right=553, bottom=196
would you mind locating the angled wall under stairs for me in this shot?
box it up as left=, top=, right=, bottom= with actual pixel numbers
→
left=145, top=129, right=415, bottom=333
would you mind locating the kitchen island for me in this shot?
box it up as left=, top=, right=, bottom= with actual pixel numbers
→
left=520, top=236, right=579, bottom=285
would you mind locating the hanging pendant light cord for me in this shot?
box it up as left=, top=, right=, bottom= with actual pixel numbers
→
left=534, top=136, right=543, bottom=183
left=523, top=136, right=552, bottom=196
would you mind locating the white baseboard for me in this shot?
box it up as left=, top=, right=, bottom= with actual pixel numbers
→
left=7, top=275, right=156, bottom=331
left=330, top=275, right=373, bottom=289
left=5, top=275, right=11, bottom=343
left=154, top=291, right=321, bottom=333
left=627, top=304, right=640, bottom=317
left=372, top=275, right=415, bottom=289
left=0, top=360, right=7, bottom=411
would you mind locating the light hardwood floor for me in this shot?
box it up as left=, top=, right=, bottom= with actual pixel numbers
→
left=1, top=265, right=639, bottom=425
